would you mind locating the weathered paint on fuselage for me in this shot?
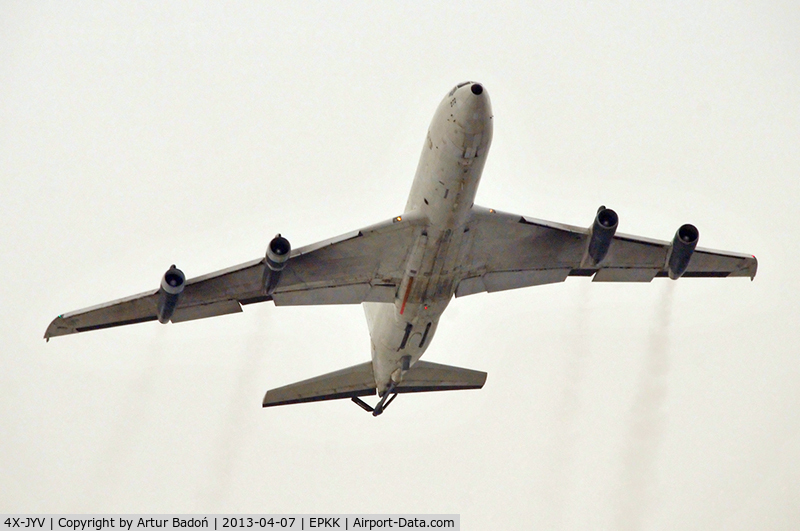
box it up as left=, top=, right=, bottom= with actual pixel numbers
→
left=363, top=82, right=493, bottom=394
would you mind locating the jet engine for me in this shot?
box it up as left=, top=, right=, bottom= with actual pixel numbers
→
left=587, top=206, right=618, bottom=264
left=668, top=224, right=699, bottom=279
left=263, top=234, right=291, bottom=294
left=157, top=265, right=185, bottom=323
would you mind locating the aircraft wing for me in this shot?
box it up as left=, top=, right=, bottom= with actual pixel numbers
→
left=45, top=215, right=425, bottom=339
left=455, top=205, right=758, bottom=297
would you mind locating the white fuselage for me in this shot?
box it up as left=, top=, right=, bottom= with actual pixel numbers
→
left=364, top=82, right=493, bottom=394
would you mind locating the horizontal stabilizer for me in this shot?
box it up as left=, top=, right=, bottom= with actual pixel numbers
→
left=262, top=361, right=377, bottom=407
left=395, top=360, right=487, bottom=393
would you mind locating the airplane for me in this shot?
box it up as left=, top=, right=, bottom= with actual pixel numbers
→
left=45, top=81, right=758, bottom=416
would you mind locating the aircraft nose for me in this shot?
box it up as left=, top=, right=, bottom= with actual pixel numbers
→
left=458, top=82, right=491, bottom=134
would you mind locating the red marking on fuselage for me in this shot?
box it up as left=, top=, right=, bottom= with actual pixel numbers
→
left=400, top=277, right=414, bottom=315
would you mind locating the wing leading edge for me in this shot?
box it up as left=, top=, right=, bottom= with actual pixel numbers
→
left=44, top=214, right=426, bottom=340
left=455, top=205, right=757, bottom=297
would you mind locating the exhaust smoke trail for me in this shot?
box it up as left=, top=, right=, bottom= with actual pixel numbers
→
left=200, top=314, right=266, bottom=510
left=616, top=282, right=675, bottom=531
left=92, top=326, right=166, bottom=509
left=545, top=281, right=591, bottom=529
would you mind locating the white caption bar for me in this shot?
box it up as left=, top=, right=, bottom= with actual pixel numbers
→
left=1, top=516, right=459, bottom=531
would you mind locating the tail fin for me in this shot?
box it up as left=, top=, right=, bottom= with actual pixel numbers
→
left=262, top=360, right=486, bottom=408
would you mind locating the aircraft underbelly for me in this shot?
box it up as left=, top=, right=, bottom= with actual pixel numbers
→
left=365, top=85, right=493, bottom=393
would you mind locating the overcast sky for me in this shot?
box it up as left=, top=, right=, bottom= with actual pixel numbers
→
left=2, top=2, right=799, bottom=529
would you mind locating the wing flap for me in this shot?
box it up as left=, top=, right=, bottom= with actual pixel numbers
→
left=171, top=299, right=243, bottom=323
left=272, top=282, right=397, bottom=306
left=483, top=268, right=571, bottom=292
left=593, top=268, right=660, bottom=282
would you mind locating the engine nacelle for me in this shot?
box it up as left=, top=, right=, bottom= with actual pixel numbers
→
left=266, top=234, right=291, bottom=271
left=263, top=234, right=291, bottom=294
left=157, top=265, right=185, bottom=323
left=587, top=206, right=618, bottom=264
left=668, top=224, right=699, bottom=279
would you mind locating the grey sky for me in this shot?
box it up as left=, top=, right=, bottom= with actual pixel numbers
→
left=2, top=2, right=799, bottom=529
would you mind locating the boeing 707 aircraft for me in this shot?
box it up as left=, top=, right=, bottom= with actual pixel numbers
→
left=45, top=82, right=757, bottom=416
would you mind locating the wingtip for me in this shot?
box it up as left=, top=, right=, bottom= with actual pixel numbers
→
left=44, top=315, right=72, bottom=340
left=44, top=318, right=56, bottom=341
